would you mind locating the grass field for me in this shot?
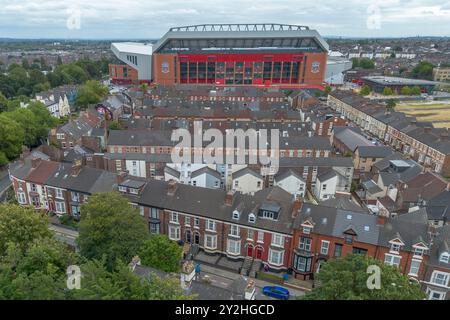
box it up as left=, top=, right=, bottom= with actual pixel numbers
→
left=395, top=102, right=450, bottom=128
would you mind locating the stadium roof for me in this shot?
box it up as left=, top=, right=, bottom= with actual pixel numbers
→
left=362, top=76, right=440, bottom=86
left=152, top=23, right=329, bottom=53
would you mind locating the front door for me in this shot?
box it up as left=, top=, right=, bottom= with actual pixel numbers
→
left=186, top=230, right=192, bottom=243
left=255, top=247, right=263, bottom=260
left=247, top=245, right=254, bottom=257
left=194, top=232, right=200, bottom=245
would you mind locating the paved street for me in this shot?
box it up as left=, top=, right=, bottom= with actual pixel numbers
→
left=198, top=263, right=305, bottom=300
left=0, top=169, right=12, bottom=202
left=49, top=223, right=79, bottom=248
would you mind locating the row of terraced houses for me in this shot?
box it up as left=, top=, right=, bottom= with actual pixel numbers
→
left=327, top=90, right=450, bottom=176
left=9, top=155, right=450, bottom=300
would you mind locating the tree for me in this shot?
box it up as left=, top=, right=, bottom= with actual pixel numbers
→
left=72, top=259, right=192, bottom=300
left=75, top=80, right=108, bottom=108
left=382, top=87, right=393, bottom=96
left=0, top=92, right=7, bottom=113
left=108, top=120, right=121, bottom=130
left=353, top=58, right=375, bottom=69
left=139, top=235, right=182, bottom=273
left=0, top=204, right=52, bottom=256
left=77, top=192, right=149, bottom=270
left=411, top=86, right=422, bottom=95
left=359, top=85, right=371, bottom=96
left=386, top=99, right=397, bottom=110
left=411, top=61, right=434, bottom=80
left=401, top=86, right=411, bottom=96
left=324, top=85, right=332, bottom=94
left=0, top=114, right=25, bottom=162
left=302, top=254, right=426, bottom=300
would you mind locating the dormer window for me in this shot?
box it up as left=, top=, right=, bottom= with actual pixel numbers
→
left=248, top=213, right=256, bottom=223
left=118, top=186, right=127, bottom=193
left=232, top=210, right=240, bottom=220
left=440, top=252, right=450, bottom=264
left=262, top=210, right=275, bottom=220
left=414, top=247, right=424, bottom=257
left=129, top=188, right=139, bottom=195
left=303, top=227, right=311, bottom=234
left=390, top=243, right=401, bottom=253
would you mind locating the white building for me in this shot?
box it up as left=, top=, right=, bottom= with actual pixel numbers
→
left=231, top=168, right=264, bottom=195
left=274, top=169, right=306, bottom=199
left=313, top=170, right=338, bottom=201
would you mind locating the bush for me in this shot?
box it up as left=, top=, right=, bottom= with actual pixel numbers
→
left=257, top=271, right=284, bottom=284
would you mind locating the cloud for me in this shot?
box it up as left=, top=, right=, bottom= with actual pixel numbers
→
left=0, top=0, right=448, bottom=38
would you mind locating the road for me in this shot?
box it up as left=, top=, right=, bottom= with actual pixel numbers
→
left=49, top=223, right=79, bottom=248
left=0, top=169, right=11, bottom=202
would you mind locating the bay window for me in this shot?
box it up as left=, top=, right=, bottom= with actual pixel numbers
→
left=169, top=226, right=180, bottom=241
left=205, top=234, right=217, bottom=250
left=268, top=249, right=284, bottom=266
left=227, top=239, right=241, bottom=255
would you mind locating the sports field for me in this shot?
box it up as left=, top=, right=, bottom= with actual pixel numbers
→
left=395, top=101, right=450, bottom=128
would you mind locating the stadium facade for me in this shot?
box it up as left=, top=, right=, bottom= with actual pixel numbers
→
left=109, top=24, right=329, bottom=88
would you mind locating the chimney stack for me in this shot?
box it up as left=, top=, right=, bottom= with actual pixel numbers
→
left=244, top=279, right=256, bottom=300
left=225, top=190, right=236, bottom=206
left=292, top=199, right=302, bottom=218
left=116, top=171, right=127, bottom=184
left=167, top=179, right=178, bottom=196
left=31, top=157, right=41, bottom=169
left=71, top=164, right=82, bottom=177
left=377, top=215, right=386, bottom=225
left=180, top=260, right=195, bottom=290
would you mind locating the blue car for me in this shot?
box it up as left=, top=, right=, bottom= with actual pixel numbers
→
left=262, top=286, right=290, bottom=300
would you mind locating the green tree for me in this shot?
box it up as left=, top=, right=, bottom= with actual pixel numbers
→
left=411, top=86, right=422, bottom=95
left=0, top=92, right=7, bottom=113
left=75, top=80, right=108, bottom=108
left=382, top=87, right=393, bottom=96
left=139, top=235, right=182, bottom=273
left=0, top=114, right=25, bottom=162
left=72, top=259, right=192, bottom=300
left=324, top=85, right=332, bottom=94
left=359, top=85, right=371, bottom=96
left=386, top=99, right=397, bottom=110
left=401, top=86, right=411, bottom=96
left=0, top=204, right=51, bottom=256
left=303, top=254, right=426, bottom=300
left=77, top=192, right=149, bottom=270
left=411, top=61, right=434, bottom=80
left=108, top=120, right=121, bottom=130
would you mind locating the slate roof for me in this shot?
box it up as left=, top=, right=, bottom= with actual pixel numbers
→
left=427, top=225, right=450, bottom=268
left=317, top=169, right=337, bottom=182
left=332, top=209, right=380, bottom=245
left=191, top=166, right=221, bottom=179
left=355, top=146, right=393, bottom=158
left=232, top=167, right=263, bottom=180
left=274, top=169, right=305, bottom=183
left=319, top=194, right=368, bottom=213
left=362, top=179, right=383, bottom=194
left=333, top=126, right=372, bottom=151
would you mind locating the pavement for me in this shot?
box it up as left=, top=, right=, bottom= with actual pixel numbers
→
left=198, top=263, right=306, bottom=300
left=0, top=169, right=12, bottom=202
left=49, top=223, right=79, bottom=248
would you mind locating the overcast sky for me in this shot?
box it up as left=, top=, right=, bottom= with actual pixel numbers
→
left=1, top=0, right=450, bottom=39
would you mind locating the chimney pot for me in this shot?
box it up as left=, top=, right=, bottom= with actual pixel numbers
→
left=71, top=164, right=82, bottom=177
left=225, top=190, right=236, bottom=206
left=377, top=215, right=386, bottom=225
left=167, top=179, right=178, bottom=196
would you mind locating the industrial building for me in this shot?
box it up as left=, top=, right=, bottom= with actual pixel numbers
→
left=109, top=24, right=329, bottom=88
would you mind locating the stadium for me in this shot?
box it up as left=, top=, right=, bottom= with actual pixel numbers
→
left=109, top=23, right=330, bottom=88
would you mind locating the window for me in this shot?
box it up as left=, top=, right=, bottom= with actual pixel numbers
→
left=55, top=201, right=65, bottom=213
left=294, top=255, right=312, bottom=272
left=139, top=206, right=144, bottom=217
left=414, top=247, right=425, bottom=257
left=248, top=213, right=256, bottom=223
left=320, top=241, right=329, bottom=255
left=268, top=249, right=284, bottom=265
left=150, top=207, right=159, bottom=219
left=409, top=259, right=421, bottom=276
left=129, top=188, right=139, bottom=195
left=299, top=237, right=311, bottom=252
left=262, top=210, right=275, bottom=219
left=227, top=239, right=241, bottom=255
left=271, top=233, right=284, bottom=247
left=334, top=244, right=343, bottom=257
left=170, top=212, right=179, bottom=224
left=232, top=210, right=240, bottom=220
left=56, top=133, right=65, bottom=139
left=71, top=192, right=80, bottom=202
left=302, top=226, right=311, bottom=234
left=31, top=184, right=37, bottom=192
left=390, top=243, right=401, bottom=253
left=352, top=247, right=368, bottom=255
left=384, top=254, right=401, bottom=267
left=169, top=226, right=180, bottom=240
left=229, top=225, right=239, bottom=237
left=150, top=222, right=160, bottom=234
left=185, top=216, right=191, bottom=226
left=206, top=219, right=216, bottom=232
left=345, top=234, right=353, bottom=245
left=257, top=231, right=264, bottom=243
left=205, top=235, right=217, bottom=250
left=17, top=191, right=26, bottom=204
left=118, top=186, right=127, bottom=193
left=427, top=289, right=445, bottom=300
left=431, top=271, right=449, bottom=286
left=55, top=188, right=63, bottom=199
left=247, top=229, right=254, bottom=241
left=440, top=252, right=450, bottom=263
left=194, top=217, right=200, bottom=227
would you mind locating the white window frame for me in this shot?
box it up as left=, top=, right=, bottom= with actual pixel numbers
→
left=247, top=229, right=254, bottom=241
left=227, top=238, right=241, bottom=255
left=427, top=288, right=445, bottom=300
left=229, top=224, right=239, bottom=237
left=55, top=188, right=63, bottom=199
left=384, top=253, right=401, bottom=267
left=206, top=219, right=216, bottom=232
left=248, top=213, right=256, bottom=223
left=257, top=231, right=264, bottom=243
left=55, top=201, right=66, bottom=214
left=439, top=252, right=450, bottom=264
left=268, top=248, right=284, bottom=266
left=408, top=259, right=421, bottom=277
left=320, top=240, right=330, bottom=255
left=205, top=234, right=217, bottom=250
left=431, top=271, right=449, bottom=287
left=168, top=226, right=180, bottom=241
left=271, top=233, right=284, bottom=248
left=185, top=216, right=191, bottom=226
left=17, top=191, right=27, bottom=204
left=170, top=212, right=179, bottom=224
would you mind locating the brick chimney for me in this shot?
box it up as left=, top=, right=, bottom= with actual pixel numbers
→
left=244, top=279, right=256, bottom=300
left=31, top=157, right=41, bottom=169
left=116, top=171, right=127, bottom=184
left=71, top=164, right=82, bottom=177
left=292, top=199, right=302, bottom=218
left=180, top=260, right=195, bottom=290
left=167, top=179, right=178, bottom=196
left=377, top=215, right=386, bottom=225
left=225, top=190, right=235, bottom=206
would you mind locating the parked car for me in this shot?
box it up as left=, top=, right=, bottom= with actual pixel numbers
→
left=262, top=286, right=290, bottom=300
